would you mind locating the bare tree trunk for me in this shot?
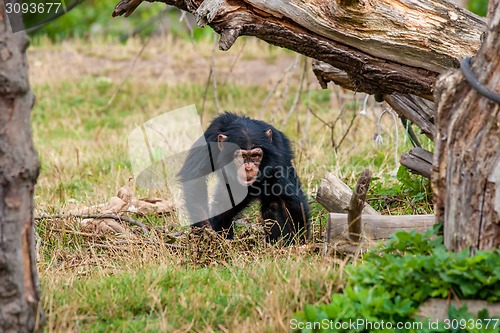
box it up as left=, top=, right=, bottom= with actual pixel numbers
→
left=433, top=0, right=500, bottom=251
left=0, top=3, right=42, bottom=332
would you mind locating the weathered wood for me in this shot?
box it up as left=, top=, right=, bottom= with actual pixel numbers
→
left=401, top=147, right=433, bottom=179
left=116, top=0, right=485, bottom=72
left=241, top=0, right=483, bottom=73
left=0, top=3, right=42, bottom=332
left=316, top=172, right=379, bottom=215
left=384, top=93, right=436, bottom=139
left=312, top=59, right=435, bottom=100
left=416, top=299, right=500, bottom=321
left=113, top=0, right=485, bottom=98
left=433, top=0, right=500, bottom=251
left=312, top=60, right=352, bottom=90
left=347, top=169, right=372, bottom=242
left=326, top=213, right=435, bottom=241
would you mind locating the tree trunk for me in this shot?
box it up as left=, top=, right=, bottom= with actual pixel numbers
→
left=433, top=0, right=500, bottom=251
left=0, top=4, right=42, bottom=332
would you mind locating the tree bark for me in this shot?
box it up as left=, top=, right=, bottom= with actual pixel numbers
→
left=0, top=4, right=42, bottom=332
left=433, top=0, right=500, bottom=251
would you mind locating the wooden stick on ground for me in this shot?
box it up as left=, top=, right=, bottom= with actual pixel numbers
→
left=35, top=214, right=149, bottom=234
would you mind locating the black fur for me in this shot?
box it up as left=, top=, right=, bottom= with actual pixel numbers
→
left=178, top=112, right=310, bottom=244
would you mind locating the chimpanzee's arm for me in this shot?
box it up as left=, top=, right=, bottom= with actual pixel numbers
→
left=177, top=139, right=217, bottom=227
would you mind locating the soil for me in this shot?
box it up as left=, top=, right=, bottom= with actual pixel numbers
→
left=28, top=39, right=300, bottom=88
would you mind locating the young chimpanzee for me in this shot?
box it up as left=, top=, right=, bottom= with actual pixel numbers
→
left=178, top=112, right=310, bottom=244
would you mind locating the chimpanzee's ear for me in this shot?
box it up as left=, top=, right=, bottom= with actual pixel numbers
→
left=265, top=129, right=272, bottom=142
left=218, top=134, right=228, bottom=151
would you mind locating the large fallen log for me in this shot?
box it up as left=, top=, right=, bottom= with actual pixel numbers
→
left=323, top=213, right=435, bottom=256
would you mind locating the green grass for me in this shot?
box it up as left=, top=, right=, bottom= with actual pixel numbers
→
left=31, top=36, right=433, bottom=332
left=42, top=254, right=338, bottom=332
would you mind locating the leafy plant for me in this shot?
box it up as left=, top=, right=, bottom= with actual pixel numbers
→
left=294, top=228, right=500, bottom=332
left=26, top=0, right=212, bottom=41
left=468, top=0, right=489, bottom=16
left=368, top=166, right=432, bottom=214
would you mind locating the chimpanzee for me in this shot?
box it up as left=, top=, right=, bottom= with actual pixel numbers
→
left=178, top=112, right=309, bottom=244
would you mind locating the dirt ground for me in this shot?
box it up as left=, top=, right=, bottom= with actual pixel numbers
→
left=28, top=37, right=304, bottom=88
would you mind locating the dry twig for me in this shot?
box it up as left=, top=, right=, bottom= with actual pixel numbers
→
left=35, top=213, right=149, bottom=234
left=282, top=56, right=308, bottom=126
left=259, top=55, right=299, bottom=118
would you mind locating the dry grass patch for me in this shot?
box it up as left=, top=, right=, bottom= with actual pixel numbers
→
left=38, top=216, right=342, bottom=332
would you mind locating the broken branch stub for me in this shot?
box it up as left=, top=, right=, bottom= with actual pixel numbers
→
left=347, top=168, right=372, bottom=242
left=400, top=147, right=433, bottom=179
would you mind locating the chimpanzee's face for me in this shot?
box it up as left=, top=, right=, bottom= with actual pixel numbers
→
left=233, top=148, right=263, bottom=186
left=217, top=130, right=270, bottom=186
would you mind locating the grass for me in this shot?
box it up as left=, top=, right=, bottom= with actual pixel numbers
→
left=39, top=219, right=340, bottom=332
left=30, top=35, right=433, bottom=332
